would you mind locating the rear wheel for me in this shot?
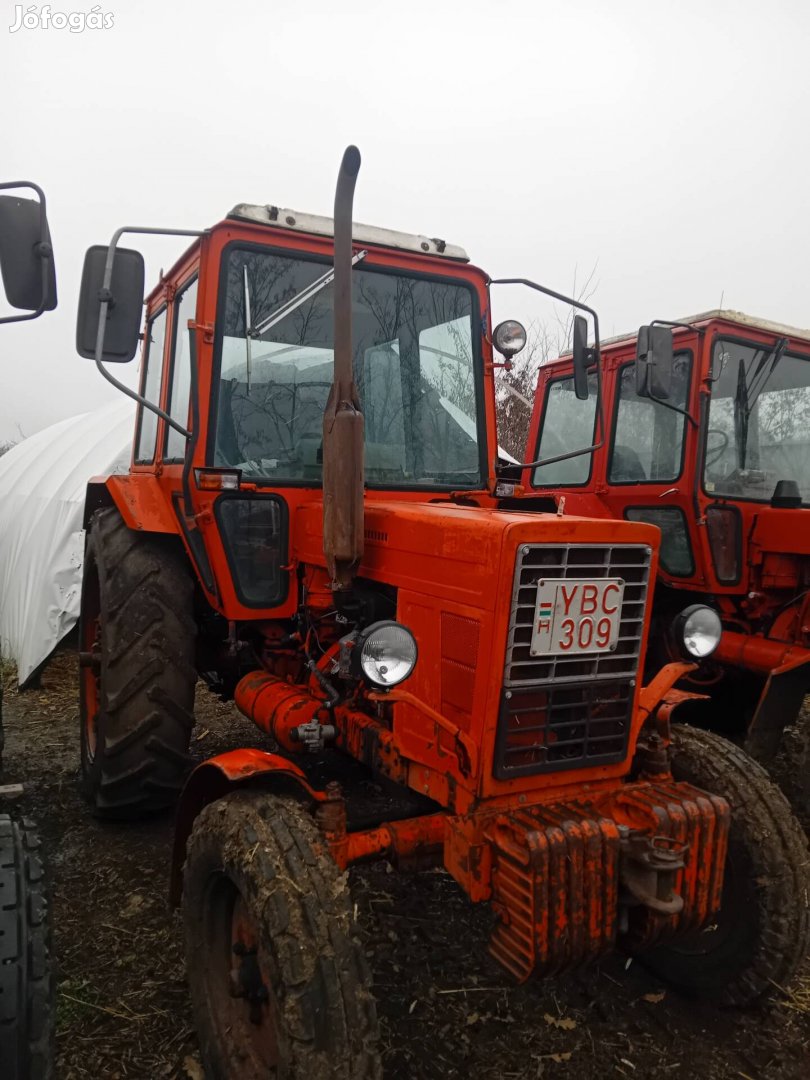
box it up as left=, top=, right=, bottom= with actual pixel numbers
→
left=638, top=725, right=810, bottom=1005
left=182, top=792, right=381, bottom=1080
left=79, top=508, right=197, bottom=819
left=0, top=815, right=54, bottom=1079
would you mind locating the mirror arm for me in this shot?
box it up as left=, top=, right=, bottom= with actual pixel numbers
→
left=93, top=224, right=205, bottom=436
left=491, top=276, right=607, bottom=481
left=644, top=392, right=699, bottom=429
left=94, top=351, right=190, bottom=437
left=0, top=180, right=53, bottom=326
left=499, top=434, right=606, bottom=479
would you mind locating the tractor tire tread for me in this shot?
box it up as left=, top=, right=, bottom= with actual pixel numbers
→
left=184, top=792, right=381, bottom=1080
left=643, top=725, right=810, bottom=1006
left=0, top=816, right=54, bottom=1080
left=80, top=508, right=196, bottom=819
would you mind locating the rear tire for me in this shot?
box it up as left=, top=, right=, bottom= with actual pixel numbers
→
left=182, top=792, right=382, bottom=1080
left=79, top=508, right=197, bottom=819
left=0, top=815, right=54, bottom=1080
left=638, top=725, right=810, bottom=1005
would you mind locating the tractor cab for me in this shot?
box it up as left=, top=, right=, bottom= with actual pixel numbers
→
left=526, top=310, right=810, bottom=601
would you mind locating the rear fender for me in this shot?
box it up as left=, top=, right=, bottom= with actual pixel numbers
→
left=170, top=749, right=327, bottom=905
left=746, top=658, right=810, bottom=761
left=83, top=475, right=178, bottom=534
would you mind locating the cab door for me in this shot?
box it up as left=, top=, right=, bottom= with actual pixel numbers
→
left=599, top=346, right=708, bottom=587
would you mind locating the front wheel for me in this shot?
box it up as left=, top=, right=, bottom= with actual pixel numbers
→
left=182, top=792, right=381, bottom=1079
left=638, top=725, right=810, bottom=1006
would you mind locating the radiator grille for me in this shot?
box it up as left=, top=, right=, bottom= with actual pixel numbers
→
left=496, top=544, right=651, bottom=778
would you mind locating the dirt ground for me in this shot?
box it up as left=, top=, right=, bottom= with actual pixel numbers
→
left=1, top=649, right=809, bottom=1080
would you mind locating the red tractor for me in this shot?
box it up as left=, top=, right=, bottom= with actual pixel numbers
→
left=75, top=153, right=808, bottom=1077
left=523, top=311, right=810, bottom=805
left=0, top=181, right=56, bottom=1080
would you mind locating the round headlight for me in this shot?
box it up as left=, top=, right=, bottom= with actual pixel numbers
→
left=673, top=605, right=722, bottom=660
left=357, top=621, right=418, bottom=688
left=492, top=320, right=527, bottom=359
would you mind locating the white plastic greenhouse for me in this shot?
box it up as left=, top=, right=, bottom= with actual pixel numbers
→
left=0, top=398, right=135, bottom=686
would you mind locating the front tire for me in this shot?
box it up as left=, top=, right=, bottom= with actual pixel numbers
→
left=79, top=508, right=197, bottom=819
left=0, top=815, right=54, bottom=1080
left=182, top=792, right=381, bottom=1080
left=639, top=725, right=810, bottom=1005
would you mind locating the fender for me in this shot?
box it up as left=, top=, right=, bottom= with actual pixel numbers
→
left=715, top=629, right=810, bottom=760
left=83, top=474, right=178, bottom=533
left=169, top=749, right=327, bottom=905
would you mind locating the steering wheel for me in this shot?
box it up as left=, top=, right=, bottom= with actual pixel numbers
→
left=705, top=428, right=729, bottom=469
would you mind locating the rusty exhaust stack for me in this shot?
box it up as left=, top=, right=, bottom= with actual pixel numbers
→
left=323, top=145, right=364, bottom=591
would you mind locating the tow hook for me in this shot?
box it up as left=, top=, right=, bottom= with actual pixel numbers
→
left=618, top=828, right=687, bottom=917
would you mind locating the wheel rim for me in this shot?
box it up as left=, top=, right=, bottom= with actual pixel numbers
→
left=202, top=872, right=282, bottom=1077
left=79, top=560, right=101, bottom=762
left=659, top=843, right=751, bottom=959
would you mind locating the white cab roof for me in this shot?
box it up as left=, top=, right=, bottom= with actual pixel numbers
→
left=600, top=309, right=810, bottom=350
left=228, top=204, right=469, bottom=262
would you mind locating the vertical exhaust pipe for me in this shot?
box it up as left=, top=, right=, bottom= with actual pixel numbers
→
left=323, top=145, right=364, bottom=591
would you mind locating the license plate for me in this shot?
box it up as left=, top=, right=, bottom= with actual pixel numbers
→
left=530, top=578, right=624, bottom=656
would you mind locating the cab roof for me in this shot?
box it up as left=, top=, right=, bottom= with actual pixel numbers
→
left=600, top=309, right=810, bottom=351
left=228, top=203, right=469, bottom=263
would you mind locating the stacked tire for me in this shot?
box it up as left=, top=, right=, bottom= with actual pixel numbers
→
left=0, top=815, right=53, bottom=1079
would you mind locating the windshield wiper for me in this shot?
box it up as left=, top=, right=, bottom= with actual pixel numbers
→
left=747, top=336, right=787, bottom=413
left=248, top=249, right=367, bottom=339
left=734, top=337, right=787, bottom=469
left=734, top=357, right=749, bottom=469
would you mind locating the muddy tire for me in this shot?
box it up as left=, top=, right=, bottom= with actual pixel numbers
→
left=0, top=815, right=54, bottom=1080
left=183, top=792, right=381, bottom=1080
left=79, top=507, right=197, bottom=819
left=639, top=725, right=810, bottom=1005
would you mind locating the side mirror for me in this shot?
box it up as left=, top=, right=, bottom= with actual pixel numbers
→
left=572, top=314, right=591, bottom=400
left=0, top=192, right=57, bottom=313
left=76, top=245, right=145, bottom=363
left=636, top=324, right=673, bottom=399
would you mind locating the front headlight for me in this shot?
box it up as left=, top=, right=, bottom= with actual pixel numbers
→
left=356, top=621, right=418, bottom=688
left=672, top=605, right=722, bottom=660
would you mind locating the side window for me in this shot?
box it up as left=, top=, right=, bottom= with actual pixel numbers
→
left=135, top=307, right=168, bottom=464
left=532, top=372, right=597, bottom=486
left=625, top=506, right=694, bottom=576
left=609, top=353, right=692, bottom=483
left=165, top=277, right=198, bottom=461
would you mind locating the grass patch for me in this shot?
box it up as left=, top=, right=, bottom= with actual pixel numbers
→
left=0, top=653, right=17, bottom=689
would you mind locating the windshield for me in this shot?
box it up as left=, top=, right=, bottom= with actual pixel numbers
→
left=212, top=248, right=482, bottom=487
left=531, top=371, right=597, bottom=486
left=705, top=338, right=810, bottom=503
left=609, top=353, right=692, bottom=483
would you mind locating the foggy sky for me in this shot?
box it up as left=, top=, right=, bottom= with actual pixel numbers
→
left=2, top=0, right=809, bottom=443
